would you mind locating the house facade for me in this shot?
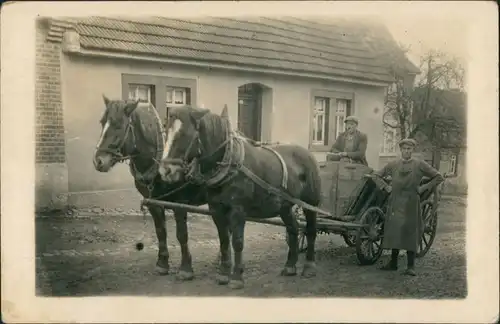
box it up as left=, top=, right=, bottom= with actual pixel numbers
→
left=35, top=16, right=417, bottom=211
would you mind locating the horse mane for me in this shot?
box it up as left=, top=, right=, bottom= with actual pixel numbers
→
left=131, top=102, right=165, bottom=153
left=198, top=111, right=231, bottom=154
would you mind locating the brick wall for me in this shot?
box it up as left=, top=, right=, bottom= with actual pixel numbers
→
left=35, top=20, right=66, bottom=164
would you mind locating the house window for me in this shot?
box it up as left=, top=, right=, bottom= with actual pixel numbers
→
left=381, top=128, right=398, bottom=154
left=335, top=99, right=349, bottom=140
left=387, top=82, right=398, bottom=96
left=166, top=86, right=190, bottom=106
left=128, top=84, right=154, bottom=103
left=309, top=90, right=353, bottom=151
left=122, top=74, right=197, bottom=125
left=312, top=97, right=329, bottom=145
left=449, top=154, right=457, bottom=175
left=439, top=151, right=458, bottom=176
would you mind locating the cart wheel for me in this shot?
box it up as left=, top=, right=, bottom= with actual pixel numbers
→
left=287, top=231, right=308, bottom=253
left=416, top=201, right=437, bottom=258
left=342, top=232, right=357, bottom=247
left=355, top=207, right=384, bottom=265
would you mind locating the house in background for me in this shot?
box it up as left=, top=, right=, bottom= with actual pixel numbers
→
left=380, top=85, right=467, bottom=195
left=35, top=16, right=418, bottom=211
left=412, top=88, right=467, bottom=195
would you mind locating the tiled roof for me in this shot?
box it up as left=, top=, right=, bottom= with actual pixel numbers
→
left=63, top=16, right=419, bottom=84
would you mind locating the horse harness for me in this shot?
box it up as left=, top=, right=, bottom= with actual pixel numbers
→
left=96, top=105, right=167, bottom=195
left=175, top=116, right=334, bottom=218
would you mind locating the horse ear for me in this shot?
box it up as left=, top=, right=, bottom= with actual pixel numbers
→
left=220, top=104, right=229, bottom=119
left=102, top=94, right=110, bottom=106
left=124, top=99, right=140, bottom=116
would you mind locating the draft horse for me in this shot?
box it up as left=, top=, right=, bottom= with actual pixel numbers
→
left=93, top=95, right=207, bottom=280
left=158, top=105, right=321, bottom=289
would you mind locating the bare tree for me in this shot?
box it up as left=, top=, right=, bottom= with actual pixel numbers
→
left=383, top=48, right=466, bottom=165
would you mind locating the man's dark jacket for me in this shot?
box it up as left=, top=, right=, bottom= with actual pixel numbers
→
left=330, top=130, right=368, bottom=166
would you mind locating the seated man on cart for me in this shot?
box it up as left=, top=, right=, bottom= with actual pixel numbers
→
left=326, top=116, right=368, bottom=166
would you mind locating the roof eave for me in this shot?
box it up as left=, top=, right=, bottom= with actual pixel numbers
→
left=69, top=47, right=393, bottom=87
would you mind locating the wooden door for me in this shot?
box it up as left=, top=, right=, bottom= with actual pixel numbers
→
left=238, top=85, right=261, bottom=141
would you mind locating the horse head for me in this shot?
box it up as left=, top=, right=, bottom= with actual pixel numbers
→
left=93, top=95, right=164, bottom=174
left=158, top=105, right=230, bottom=184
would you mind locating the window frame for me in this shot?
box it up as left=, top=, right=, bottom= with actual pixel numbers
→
left=448, top=153, right=458, bottom=176
left=439, top=150, right=459, bottom=177
left=312, top=97, right=329, bottom=146
left=334, top=99, right=349, bottom=140
left=380, top=127, right=398, bottom=156
left=309, top=89, right=354, bottom=152
left=128, top=83, right=154, bottom=103
left=166, top=86, right=189, bottom=107
left=121, top=74, right=197, bottom=119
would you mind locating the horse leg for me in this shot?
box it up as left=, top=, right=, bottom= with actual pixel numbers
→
left=149, top=205, right=169, bottom=275
left=301, top=209, right=317, bottom=278
left=279, top=205, right=299, bottom=276
left=228, top=209, right=246, bottom=289
left=211, top=208, right=232, bottom=285
left=173, top=209, right=194, bottom=281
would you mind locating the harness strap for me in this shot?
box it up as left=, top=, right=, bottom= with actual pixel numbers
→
left=205, top=132, right=246, bottom=187
left=238, top=164, right=332, bottom=218
left=261, top=146, right=289, bottom=190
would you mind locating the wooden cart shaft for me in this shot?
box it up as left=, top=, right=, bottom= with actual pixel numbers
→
left=141, top=198, right=363, bottom=230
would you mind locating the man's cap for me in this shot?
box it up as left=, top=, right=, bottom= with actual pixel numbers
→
left=398, top=138, right=418, bottom=147
left=344, top=116, right=359, bottom=125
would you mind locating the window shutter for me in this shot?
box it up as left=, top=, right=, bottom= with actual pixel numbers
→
left=346, top=99, right=352, bottom=117
left=186, top=88, right=191, bottom=105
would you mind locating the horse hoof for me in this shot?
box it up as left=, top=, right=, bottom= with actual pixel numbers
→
left=228, top=280, right=244, bottom=290
left=280, top=266, right=297, bottom=276
left=155, top=265, right=169, bottom=276
left=216, top=274, right=230, bottom=285
left=176, top=270, right=194, bottom=281
left=301, top=262, right=317, bottom=278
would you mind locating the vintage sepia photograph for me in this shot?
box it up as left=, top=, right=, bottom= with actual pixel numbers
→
left=1, top=1, right=498, bottom=323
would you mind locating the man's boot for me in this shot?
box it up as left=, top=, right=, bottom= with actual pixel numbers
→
left=402, top=251, right=416, bottom=276
left=380, top=249, right=399, bottom=271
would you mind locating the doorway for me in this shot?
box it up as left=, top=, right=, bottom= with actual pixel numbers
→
left=237, top=83, right=262, bottom=141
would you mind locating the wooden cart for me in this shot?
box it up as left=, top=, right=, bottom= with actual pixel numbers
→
left=142, top=161, right=441, bottom=265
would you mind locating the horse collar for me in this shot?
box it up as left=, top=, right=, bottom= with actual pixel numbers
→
left=185, top=131, right=245, bottom=188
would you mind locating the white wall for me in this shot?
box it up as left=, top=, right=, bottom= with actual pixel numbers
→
left=62, top=54, right=386, bottom=193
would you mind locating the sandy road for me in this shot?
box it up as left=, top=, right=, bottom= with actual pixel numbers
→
left=36, top=198, right=466, bottom=298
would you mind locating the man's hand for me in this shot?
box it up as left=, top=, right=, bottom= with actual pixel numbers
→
left=326, top=153, right=340, bottom=161
left=417, top=185, right=427, bottom=195
left=385, top=185, right=392, bottom=193
left=340, top=152, right=348, bottom=157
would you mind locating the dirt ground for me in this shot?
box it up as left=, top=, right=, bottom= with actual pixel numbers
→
left=36, top=198, right=467, bottom=298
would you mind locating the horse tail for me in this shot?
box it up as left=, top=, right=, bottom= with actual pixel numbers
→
left=299, top=150, right=322, bottom=207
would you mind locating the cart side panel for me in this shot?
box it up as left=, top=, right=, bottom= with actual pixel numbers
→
left=336, top=162, right=373, bottom=217
left=319, top=161, right=339, bottom=215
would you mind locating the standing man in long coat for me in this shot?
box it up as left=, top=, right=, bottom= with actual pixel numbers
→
left=327, top=116, right=368, bottom=166
left=374, top=138, right=444, bottom=276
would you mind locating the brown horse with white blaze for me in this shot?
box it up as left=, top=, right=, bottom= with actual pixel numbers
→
left=93, top=95, right=208, bottom=281
left=158, top=105, right=320, bottom=289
